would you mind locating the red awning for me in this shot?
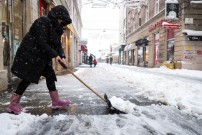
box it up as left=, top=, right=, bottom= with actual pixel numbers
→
left=163, top=24, right=180, bottom=29
left=80, top=45, right=88, bottom=52
left=162, top=22, right=180, bottom=29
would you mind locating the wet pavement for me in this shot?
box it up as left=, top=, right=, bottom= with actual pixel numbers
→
left=0, top=64, right=161, bottom=116
left=0, top=87, right=161, bottom=116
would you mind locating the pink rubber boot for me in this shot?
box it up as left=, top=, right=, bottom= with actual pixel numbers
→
left=7, top=93, right=24, bottom=115
left=49, top=91, right=72, bottom=109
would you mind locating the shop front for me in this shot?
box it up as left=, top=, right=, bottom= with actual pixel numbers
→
left=1, top=0, right=57, bottom=83
left=128, top=44, right=136, bottom=65
left=154, top=33, right=160, bottom=67
left=135, top=38, right=149, bottom=67
left=118, top=45, right=126, bottom=64
left=1, top=0, right=26, bottom=82
left=124, top=45, right=129, bottom=65
left=167, top=29, right=175, bottom=61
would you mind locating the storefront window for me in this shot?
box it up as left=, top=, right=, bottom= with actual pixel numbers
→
left=129, top=50, right=132, bottom=64
left=154, top=33, right=159, bottom=65
left=120, top=51, right=123, bottom=64
left=167, top=40, right=174, bottom=61
left=167, top=29, right=175, bottom=61
left=138, top=47, right=143, bottom=64
left=144, top=46, right=149, bottom=64
left=133, top=50, right=135, bottom=65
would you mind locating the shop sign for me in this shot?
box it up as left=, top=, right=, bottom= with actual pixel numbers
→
left=196, top=50, right=202, bottom=55
left=184, top=55, right=195, bottom=60
left=184, top=46, right=193, bottom=51
left=80, top=39, right=88, bottom=45
left=185, top=18, right=193, bottom=24
left=165, top=0, right=180, bottom=20
left=184, top=51, right=195, bottom=55
left=163, top=24, right=180, bottom=29
left=149, top=19, right=168, bottom=31
left=80, top=45, right=88, bottom=52
left=184, top=50, right=195, bottom=60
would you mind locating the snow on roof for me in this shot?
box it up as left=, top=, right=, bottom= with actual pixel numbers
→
left=182, top=29, right=202, bottom=36
left=165, top=0, right=178, bottom=3
left=190, top=1, right=202, bottom=4
left=124, top=45, right=129, bottom=51
left=162, top=22, right=169, bottom=25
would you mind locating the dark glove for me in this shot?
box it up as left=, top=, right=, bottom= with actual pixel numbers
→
left=56, top=47, right=66, bottom=59
left=55, top=25, right=65, bottom=35
left=61, top=17, right=72, bottom=26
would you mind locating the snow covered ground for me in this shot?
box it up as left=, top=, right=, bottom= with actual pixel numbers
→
left=0, top=63, right=202, bottom=135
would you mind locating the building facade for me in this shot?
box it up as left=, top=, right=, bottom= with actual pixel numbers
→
left=0, top=0, right=82, bottom=92
left=123, top=0, right=202, bottom=70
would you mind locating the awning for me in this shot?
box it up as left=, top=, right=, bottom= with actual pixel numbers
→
left=118, top=45, right=126, bottom=51
left=182, top=29, right=202, bottom=41
left=128, top=44, right=136, bottom=50
left=124, top=45, right=129, bottom=51
left=80, top=45, right=88, bottom=52
left=182, top=29, right=202, bottom=36
left=162, top=22, right=180, bottom=29
left=135, top=39, right=149, bottom=46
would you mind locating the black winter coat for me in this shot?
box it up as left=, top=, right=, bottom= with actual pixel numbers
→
left=11, top=5, right=72, bottom=83
left=89, top=55, right=93, bottom=65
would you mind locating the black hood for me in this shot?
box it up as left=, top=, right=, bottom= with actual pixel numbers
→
left=48, top=5, right=72, bottom=26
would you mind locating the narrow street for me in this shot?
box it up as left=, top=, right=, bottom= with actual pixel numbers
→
left=0, top=63, right=202, bottom=135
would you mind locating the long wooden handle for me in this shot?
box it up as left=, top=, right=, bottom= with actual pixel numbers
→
left=67, top=69, right=106, bottom=102
left=59, top=61, right=106, bottom=102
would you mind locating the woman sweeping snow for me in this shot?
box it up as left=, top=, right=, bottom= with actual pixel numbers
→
left=7, top=5, right=72, bottom=114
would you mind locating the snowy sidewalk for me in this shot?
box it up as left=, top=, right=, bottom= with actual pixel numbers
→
left=0, top=63, right=202, bottom=135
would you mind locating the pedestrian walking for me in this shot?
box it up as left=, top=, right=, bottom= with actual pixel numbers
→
left=89, top=54, right=93, bottom=67
left=7, top=5, right=72, bottom=115
left=93, top=58, right=97, bottom=67
left=110, top=56, right=113, bottom=65
left=106, top=57, right=109, bottom=64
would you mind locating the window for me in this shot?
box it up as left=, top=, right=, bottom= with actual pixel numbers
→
left=138, top=47, right=144, bottom=64
left=167, top=29, right=175, bottom=61
left=167, top=40, right=174, bottom=61
left=146, top=0, right=149, bottom=21
left=155, top=0, right=159, bottom=15
left=139, top=17, right=141, bottom=26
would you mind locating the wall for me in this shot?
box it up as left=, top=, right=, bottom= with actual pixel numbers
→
left=180, top=0, right=202, bottom=70
left=0, top=0, right=8, bottom=92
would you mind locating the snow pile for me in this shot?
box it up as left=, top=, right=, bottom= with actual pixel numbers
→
left=0, top=113, right=49, bottom=135
left=109, top=96, right=136, bottom=113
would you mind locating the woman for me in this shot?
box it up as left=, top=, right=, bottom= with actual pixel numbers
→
left=93, top=58, right=97, bottom=67
left=89, top=54, right=93, bottom=67
left=7, top=5, right=72, bottom=114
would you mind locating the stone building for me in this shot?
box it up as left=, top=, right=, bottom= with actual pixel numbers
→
left=0, top=0, right=82, bottom=92
left=124, top=0, right=202, bottom=70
